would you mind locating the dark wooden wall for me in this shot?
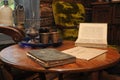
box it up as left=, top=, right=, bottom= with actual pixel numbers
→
left=92, top=2, right=120, bottom=45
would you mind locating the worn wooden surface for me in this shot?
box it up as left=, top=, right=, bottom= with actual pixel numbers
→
left=0, top=40, right=120, bottom=73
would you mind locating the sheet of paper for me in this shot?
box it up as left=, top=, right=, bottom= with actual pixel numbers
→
left=62, top=47, right=107, bottom=60
left=75, top=23, right=108, bottom=47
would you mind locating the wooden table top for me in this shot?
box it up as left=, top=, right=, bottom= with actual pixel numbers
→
left=0, top=40, right=120, bottom=73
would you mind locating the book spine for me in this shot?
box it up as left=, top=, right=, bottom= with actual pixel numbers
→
left=27, top=53, right=49, bottom=67
left=47, top=58, right=76, bottom=67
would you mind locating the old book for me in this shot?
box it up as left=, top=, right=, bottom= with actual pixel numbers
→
left=75, top=23, right=108, bottom=48
left=27, top=48, right=76, bottom=68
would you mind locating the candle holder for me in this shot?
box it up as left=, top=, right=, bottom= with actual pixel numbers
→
left=26, top=26, right=39, bottom=44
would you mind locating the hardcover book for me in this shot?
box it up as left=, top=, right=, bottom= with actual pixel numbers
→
left=27, top=48, right=76, bottom=68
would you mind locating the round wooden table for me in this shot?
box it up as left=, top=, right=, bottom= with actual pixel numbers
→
left=0, top=41, right=120, bottom=80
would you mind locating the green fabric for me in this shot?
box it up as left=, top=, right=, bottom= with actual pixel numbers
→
left=52, top=1, right=85, bottom=40
left=52, top=1, right=85, bottom=26
left=58, top=28, right=78, bottom=41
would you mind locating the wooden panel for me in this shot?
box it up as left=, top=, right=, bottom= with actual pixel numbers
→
left=108, top=24, right=120, bottom=45
left=92, top=2, right=120, bottom=45
left=112, top=3, right=120, bottom=24
left=92, top=4, right=112, bottom=23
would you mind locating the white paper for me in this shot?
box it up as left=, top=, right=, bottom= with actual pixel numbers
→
left=75, top=23, right=108, bottom=48
left=62, top=47, right=107, bottom=60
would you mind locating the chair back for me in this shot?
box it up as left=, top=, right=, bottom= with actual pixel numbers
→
left=0, top=26, right=25, bottom=43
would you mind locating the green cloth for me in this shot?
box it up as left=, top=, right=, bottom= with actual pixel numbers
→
left=52, top=1, right=85, bottom=40
left=52, top=1, right=85, bottom=26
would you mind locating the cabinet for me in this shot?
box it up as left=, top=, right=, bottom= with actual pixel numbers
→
left=112, top=2, right=120, bottom=24
left=92, top=2, right=120, bottom=45
left=92, top=3, right=112, bottom=23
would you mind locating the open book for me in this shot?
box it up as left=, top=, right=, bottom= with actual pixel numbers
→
left=75, top=23, right=108, bottom=48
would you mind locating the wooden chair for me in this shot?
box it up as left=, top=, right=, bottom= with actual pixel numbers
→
left=0, top=26, right=39, bottom=80
left=0, top=26, right=25, bottom=43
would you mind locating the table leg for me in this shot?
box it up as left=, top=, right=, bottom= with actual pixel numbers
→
left=58, top=73, right=64, bottom=80
left=88, top=71, right=103, bottom=80
left=39, top=72, right=46, bottom=80
left=91, top=72, right=99, bottom=80
left=98, top=70, right=104, bottom=80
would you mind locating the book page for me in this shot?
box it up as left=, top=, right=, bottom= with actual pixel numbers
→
left=75, top=23, right=107, bottom=46
left=62, top=47, right=107, bottom=60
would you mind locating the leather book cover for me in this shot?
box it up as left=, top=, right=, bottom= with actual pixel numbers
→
left=27, top=48, right=76, bottom=68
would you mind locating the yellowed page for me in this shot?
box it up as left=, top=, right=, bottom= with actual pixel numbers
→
left=75, top=23, right=107, bottom=48
left=62, top=47, right=107, bottom=60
